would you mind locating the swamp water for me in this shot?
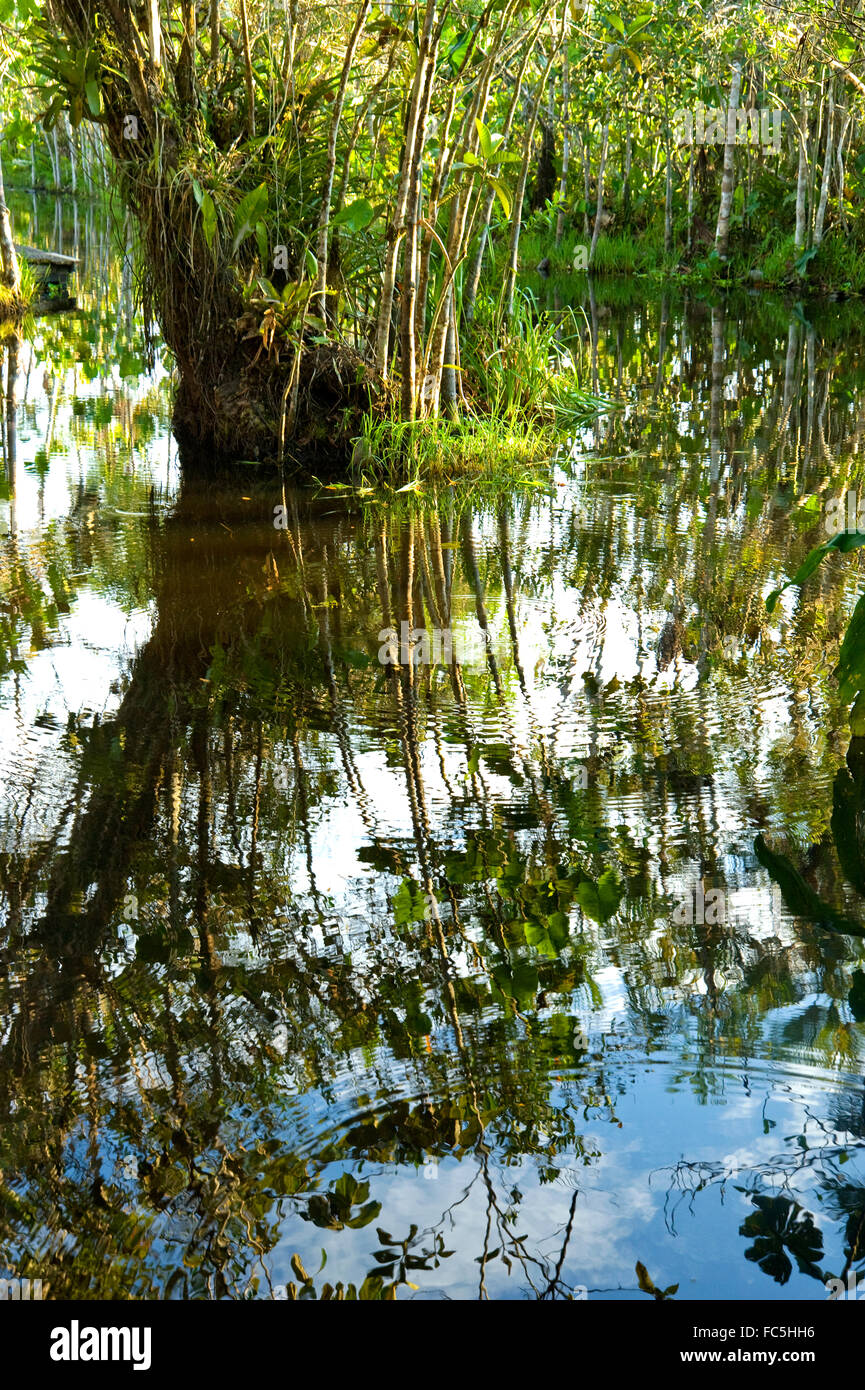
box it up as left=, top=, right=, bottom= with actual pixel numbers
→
left=3, top=209, right=865, bottom=1299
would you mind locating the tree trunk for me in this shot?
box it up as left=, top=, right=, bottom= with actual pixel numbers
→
left=713, top=55, right=743, bottom=258
left=794, top=90, right=809, bottom=251
left=314, top=0, right=372, bottom=323
left=623, top=115, right=632, bottom=224
left=504, top=39, right=561, bottom=318
left=555, top=47, right=570, bottom=247
left=4, top=334, right=19, bottom=483
left=463, top=22, right=538, bottom=321
left=239, top=0, right=255, bottom=137
left=664, top=128, right=673, bottom=255
left=374, top=0, right=438, bottom=379
left=145, top=0, right=162, bottom=70
left=64, top=113, right=77, bottom=195
left=813, top=83, right=835, bottom=245
left=0, top=143, right=21, bottom=293
left=588, top=120, right=610, bottom=270
left=836, top=107, right=852, bottom=233
left=210, top=0, right=219, bottom=66
left=577, top=126, right=591, bottom=236
left=441, top=289, right=458, bottom=416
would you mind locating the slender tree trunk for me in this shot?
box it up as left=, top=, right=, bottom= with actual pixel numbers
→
left=178, top=0, right=196, bottom=105
left=836, top=107, right=852, bottom=233
left=43, top=129, right=59, bottom=188
left=441, top=289, right=458, bottom=416
left=399, top=48, right=436, bottom=420
left=714, top=55, right=743, bottom=258
left=588, top=120, right=610, bottom=269
left=210, top=0, right=219, bottom=66
left=314, top=0, right=372, bottom=322
left=555, top=46, right=570, bottom=247
left=664, top=127, right=673, bottom=255
left=64, top=113, right=77, bottom=195
left=577, top=126, right=591, bottom=235
left=146, top=0, right=162, bottom=70
left=374, top=0, right=438, bottom=379
left=794, top=90, right=809, bottom=251
left=504, top=39, right=561, bottom=318
left=813, top=83, right=835, bottom=245
left=463, top=23, right=537, bottom=322
left=0, top=143, right=20, bottom=292
left=239, top=0, right=255, bottom=137
left=623, top=113, right=632, bottom=224
left=423, top=0, right=525, bottom=405
left=4, top=334, right=19, bottom=483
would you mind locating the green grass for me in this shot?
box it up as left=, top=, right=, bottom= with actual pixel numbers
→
left=348, top=412, right=558, bottom=486
left=346, top=299, right=610, bottom=486
left=0, top=260, right=38, bottom=320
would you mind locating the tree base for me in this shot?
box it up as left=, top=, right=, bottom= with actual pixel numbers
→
left=172, top=340, right=374, bottom=470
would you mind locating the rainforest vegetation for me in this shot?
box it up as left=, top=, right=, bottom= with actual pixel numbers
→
left=3, top=0, right=865, bottom=463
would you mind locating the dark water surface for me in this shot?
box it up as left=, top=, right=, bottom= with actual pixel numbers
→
left=3, top=211, right=865, bottom=1299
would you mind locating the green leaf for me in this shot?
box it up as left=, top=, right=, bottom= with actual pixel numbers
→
left=255, top=220, right=268, bottom=265
left=834, top=29, right=857, bottom=65
left=576, top=868, right=623, bottom=923
left=331, top=197, right=376, bottom=233
left=475, top=116, right=493, bottom=160
left=84, top=80, right=102, bottom=117
left=232, top=183, right=269, bottom=254
left=765, top=531, right=865, bottom=612
left=346, top=1201, right=382, bottom=1229
left=488, top=176, right=512, bottom=219
left=794, top=245, right=819, bottom=275
left=200, top=191, right=217, bottom=249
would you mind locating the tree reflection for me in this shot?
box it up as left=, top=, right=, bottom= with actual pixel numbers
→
left=3, top=294, right=865, bottom=1296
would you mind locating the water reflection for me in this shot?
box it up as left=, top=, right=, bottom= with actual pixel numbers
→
left=2, top=260, right=865, bottom=1297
